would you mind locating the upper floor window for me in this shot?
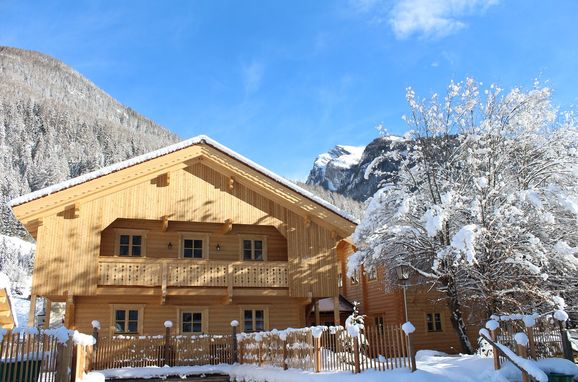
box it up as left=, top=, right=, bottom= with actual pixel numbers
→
left=242, top=238, right=265, bottom=261
left=183, top=239, right=203, bottom=259
left=180, top=234, right=208, bottom=259
left=118, top=233, right=144, bottom=257
left=426, top=313, right=443, bottom=332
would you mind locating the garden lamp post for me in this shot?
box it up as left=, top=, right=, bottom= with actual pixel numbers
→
left=396, top=264, right=410, bottom=322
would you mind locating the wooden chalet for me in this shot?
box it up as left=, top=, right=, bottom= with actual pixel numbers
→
left=10, top=136, right=358, bottom=336
left=338, top=246, right=480, bottom=353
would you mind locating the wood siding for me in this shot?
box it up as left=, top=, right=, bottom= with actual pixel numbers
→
left=31, top=162, right=342, bottom=298
left=73, top=295, right=305, bottom=335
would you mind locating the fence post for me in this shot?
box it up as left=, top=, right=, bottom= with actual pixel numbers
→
left=353, top=336, right=360, bottom=374
left=91, top=320, right=100, bottom=370
left=526, top=326, right=536, bottom=360
left=282, top=337, right=288, bottom=370
left=401, top=322, right=417, bottom=372
left=55, top=335, right=73, bottom=382
left=163, top=320, right=173, bottom=367
left=406, top=332, right=417, bottom=372
left=314, top=336, right=321, bottom=373
left=231, top=320, right=239, bottom=364
left=516, top=333, right=530, bottom=382
left=557, top=319, right=574, bottom=362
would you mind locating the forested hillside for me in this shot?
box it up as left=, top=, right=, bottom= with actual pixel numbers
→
left=0, top=46, right=180, bottom=237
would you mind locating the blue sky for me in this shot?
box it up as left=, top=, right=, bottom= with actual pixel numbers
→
left=1, top=0, right=577, bottom=180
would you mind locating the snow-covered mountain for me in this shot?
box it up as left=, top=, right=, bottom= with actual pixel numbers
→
left=307, top=145, right=365, bottom=192
left=306, top=136, right=406, bottom=201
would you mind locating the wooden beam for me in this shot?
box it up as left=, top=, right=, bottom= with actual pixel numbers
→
left=314, top=299, right=320, bottom=325
left=28, top=294, right=37, bottom=327
left=44, top=299, right=52, bottom=329
left=161, top=263, right=168, bottom=305
left=333, top=295, right=340, bottom=326
left=156, top=172, right=170, bottom=187
left=221, top=218, right=233, bottom=235
left=64, top=292, right=75, bottom=329
left=304, top=215, right=311, bottom=229
left=228, top=176, right=235, bottom=192
left=161, top=215, right=169, bottom=232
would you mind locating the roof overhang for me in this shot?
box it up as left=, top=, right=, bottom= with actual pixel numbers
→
left=10, top=135, right=358, bottom=237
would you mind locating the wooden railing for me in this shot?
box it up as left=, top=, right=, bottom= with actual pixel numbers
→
left=98, top=259, right=289, bottom=288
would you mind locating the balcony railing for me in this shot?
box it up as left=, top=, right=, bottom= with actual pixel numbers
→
left=98, top=258, right=288, bottom=288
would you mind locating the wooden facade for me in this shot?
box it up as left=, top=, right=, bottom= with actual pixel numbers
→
left=0, top=288, right=16, bottom=329
left=10, top=137, right=356, bottom=335
left=337, top=243, right=481, bottom=353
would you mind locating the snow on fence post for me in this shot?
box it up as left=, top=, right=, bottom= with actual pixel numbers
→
left=514, top=333, right=530, bottom=382
left=55, top=333, right=74, bottom=382
left=553, top=310, right=574, bottom=362
left=522, top=315, right=536, bottom=359
left=163, top=320, right=173, bottom=366
left=312, top=326, right=324, bottom=373
left=231, top=320, right=239, bottom=364
left=402, top=322, right=417, bottom=372
left=485, top=319, right=500, bottom=370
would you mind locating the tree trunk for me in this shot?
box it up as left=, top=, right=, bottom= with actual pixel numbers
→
left=446, top=276, right=474, bottom=354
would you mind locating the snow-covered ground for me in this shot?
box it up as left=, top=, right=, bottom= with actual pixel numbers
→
left=84, top=351, right=578, bottom=382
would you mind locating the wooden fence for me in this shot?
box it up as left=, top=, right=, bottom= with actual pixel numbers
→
left=93, top=333, right=233, bottom=370
left=92, top=323, right=415, bottom=374
left=493, top=317, right=567, bottom=360
left=0, top=328, right=75, bottom=382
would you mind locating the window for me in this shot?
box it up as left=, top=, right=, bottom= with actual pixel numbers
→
left=114, top=309, right=139, bottom=334
left=181, top=312, right=203, bottom=334
left=243, top=309, right=266, bottom=332
left=180, top=234, right=208, bottom=259
left=426, top=313, right=443, bottom=332
left=118, top=234, right=143, bottom=257
left=242, top=238, right=266, bottom=261
left=350, top=269, right=359, bottom=285
left=183, top=239, right=203, bottom=258
left=374, top=316, right=385, bottom=333
left=177, top=307, right=208, bottom=335
left=366, top=268, right=377, bottom=281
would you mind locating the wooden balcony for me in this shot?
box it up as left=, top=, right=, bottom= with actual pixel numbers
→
left=98, top=258, right=289, bottom=289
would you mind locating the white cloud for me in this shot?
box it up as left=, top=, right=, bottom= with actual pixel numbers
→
left=241, top=60, right=264, bottom=95
left=389, top=0, right=498, bottom=39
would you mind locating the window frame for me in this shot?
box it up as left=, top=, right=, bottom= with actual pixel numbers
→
left=366, top=267, right=377, bottom=282
left=110, top=304, right=144, bottom=335
left=240, top=306, right=269, bottom=332
left=177, top=307, right=209, bottom=335
left=179, top=233, right=209, bottom=260
left=114, top=230, right=147, bottom=258
left=350, top=269, right=360, bottom=285
left=239, top=236, right=267, bottom=261
left=425, top=312, right=444, bottom=333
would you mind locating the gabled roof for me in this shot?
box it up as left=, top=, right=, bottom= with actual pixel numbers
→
left=10, top=135, right=358, bottom=226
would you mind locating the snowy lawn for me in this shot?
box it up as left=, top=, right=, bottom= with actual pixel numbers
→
left=84, top=351, right=578, bottom=382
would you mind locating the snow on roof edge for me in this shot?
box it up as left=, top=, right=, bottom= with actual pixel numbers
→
left=9, top=135, right=358, bottom=225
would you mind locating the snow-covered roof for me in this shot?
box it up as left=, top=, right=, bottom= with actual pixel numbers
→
left=9, top=135, right=358, bottom=224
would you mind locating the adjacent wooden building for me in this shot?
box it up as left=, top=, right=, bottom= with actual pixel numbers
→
left=337, top=245, right=481, bottom=353
left=10, top=136, right=357, bottom=336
